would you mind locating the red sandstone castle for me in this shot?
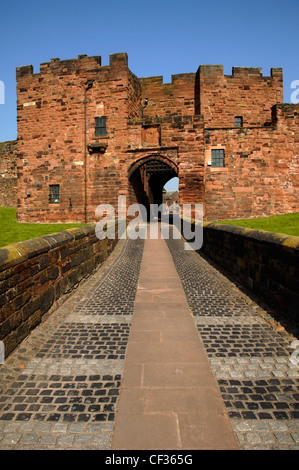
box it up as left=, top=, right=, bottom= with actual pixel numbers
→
left=12, top=52, right=299, bottom=222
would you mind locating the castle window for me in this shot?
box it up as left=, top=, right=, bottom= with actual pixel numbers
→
left=95, top=116, right=107, bottom=136
left=49, top=184, right=60, bottom=203
left=211, top=149, right=225, bottom=167
left=235, top=116, right=243, bottom=128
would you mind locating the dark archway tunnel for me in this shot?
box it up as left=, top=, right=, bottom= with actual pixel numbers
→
left=128, top=155, right=178, bottom=221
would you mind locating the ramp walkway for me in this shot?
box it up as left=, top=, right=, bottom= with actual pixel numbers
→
left=0, top=224, right=298, bottom=450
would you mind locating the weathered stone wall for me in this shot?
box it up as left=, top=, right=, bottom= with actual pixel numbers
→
left=198, top=222, right=299, bottom=327
left=0, top=225, right=119, bottom=357
left=204, top=103, right=299, bottom=220
left=16, top=53, right=137, bottom=223
left=0, top=140, right=18, bottom=207
left=197, top=65, right=283, bottom=127
left=15, top=52, right=299, bottom=223
left=139, top=73, right=196, bottom=117
left=127, top=115, right=205, bottom=206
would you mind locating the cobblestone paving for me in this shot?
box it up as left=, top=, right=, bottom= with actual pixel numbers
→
left=1, top=226, right=298, bottom=450
left=36, top=323, right=130, bottom=360
left=0, top=373, right=120, bottom=424
left=72, top=236, right=144, bottom=316
left=166, top=232, right=299, bottom=450
left=0, top=237, right=144, bottom=450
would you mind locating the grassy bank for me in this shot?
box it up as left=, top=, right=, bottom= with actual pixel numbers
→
left=0, top=207, right=88, bottom=248
left=216, top=212, right=299, bottom=237
left=1, top=207, right=298, bottom=249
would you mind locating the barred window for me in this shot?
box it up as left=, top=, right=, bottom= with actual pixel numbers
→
left=95, top=116, right=107, bottom=136
left=235, top=116, right=243, bottom=128
left=211, top=149, right=225, bottom=167
left=49, top=184, right=60, bottom=203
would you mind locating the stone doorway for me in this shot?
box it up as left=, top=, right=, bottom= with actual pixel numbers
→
left=128, top=154, right=179, bottom=221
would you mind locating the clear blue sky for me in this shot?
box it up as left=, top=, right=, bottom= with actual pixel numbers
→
left=0, top=0, right=298, bottom=189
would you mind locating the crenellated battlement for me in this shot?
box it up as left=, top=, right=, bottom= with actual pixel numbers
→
left=197, top=64, right=283, bottom=79
left=16, top=52, right=129, bottom=80
left=140, top=72, right=196, bottom=86
left=230, top=66, right=282, bottom=79
left=197, top=63, right=283, bottom=126
left=39, top=55, right=102, bottom=75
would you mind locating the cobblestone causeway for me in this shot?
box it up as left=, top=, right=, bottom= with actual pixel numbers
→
left=0, top=237, right=144, bottom=450
left=166, top=232, right=299, bottom=450
left=0, top=226, right=298, bottom=450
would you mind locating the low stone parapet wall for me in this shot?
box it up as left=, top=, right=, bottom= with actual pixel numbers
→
left=198, top=222, right=299, bottom=327
left=0, top=225, right=118, bottom=357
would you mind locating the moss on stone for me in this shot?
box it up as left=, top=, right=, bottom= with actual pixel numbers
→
left=282, top=236, right=299, bottom=250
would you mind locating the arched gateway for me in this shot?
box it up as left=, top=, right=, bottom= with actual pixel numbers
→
left=128, top=154, right=179, bottom=220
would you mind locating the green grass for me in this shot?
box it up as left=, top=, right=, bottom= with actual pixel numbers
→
left=0, top=207, right=88, bottom=248
left=1, top=207, right=298, bottom=249
left=216, top=212, right=299, bottom=237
